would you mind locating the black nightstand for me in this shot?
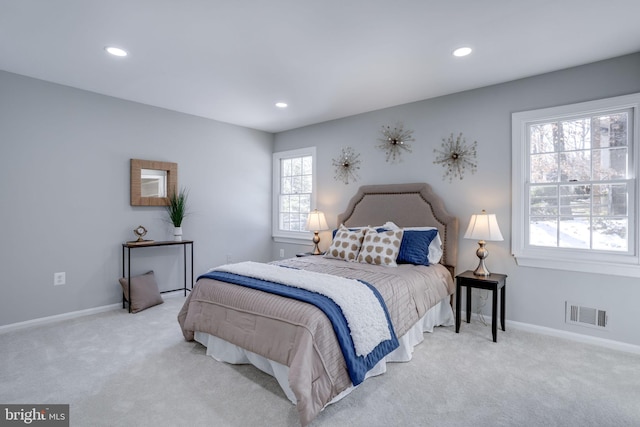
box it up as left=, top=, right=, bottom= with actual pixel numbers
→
left=296, top=252, right=324, bottom=257
left=455, top=270, right=507, bottom=342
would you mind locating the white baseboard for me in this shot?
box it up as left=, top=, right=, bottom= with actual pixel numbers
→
left=0, top=291, right=186, bottom=335
left=0, top=303, right=122, bottom=334
left=506, top=320, right=640, bottom=355
left=459, top=310, right=640, bottom=355
left=4, top=299, right=639, bottom=355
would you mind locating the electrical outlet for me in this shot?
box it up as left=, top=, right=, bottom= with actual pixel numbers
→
left=54, top=272, right=66, bottom=286
left=226, top=254, right=232, bottom=264
left=279, top=249, right=285, bottom=258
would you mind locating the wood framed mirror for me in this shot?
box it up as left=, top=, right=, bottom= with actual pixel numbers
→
left=130, top=159, right=178, bottom=206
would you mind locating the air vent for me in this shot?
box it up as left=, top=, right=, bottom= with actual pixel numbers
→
left=565, top=302, right=608, bottom=329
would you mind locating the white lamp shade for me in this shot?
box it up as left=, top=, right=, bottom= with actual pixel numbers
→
left=464, top=210, right=504, bottom=241
left=306, top=210, right=328, bottom=231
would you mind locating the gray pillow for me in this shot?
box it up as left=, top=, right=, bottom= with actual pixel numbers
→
left=119, top=270, right=163, bottom=313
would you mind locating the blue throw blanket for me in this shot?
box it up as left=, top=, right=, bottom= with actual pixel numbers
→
left=198, top=270, right=399, bottom=385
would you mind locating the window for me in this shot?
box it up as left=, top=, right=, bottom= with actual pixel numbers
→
left=272, top=147, right=316, bottom=242
left=512, top=93, right=640, bottom=277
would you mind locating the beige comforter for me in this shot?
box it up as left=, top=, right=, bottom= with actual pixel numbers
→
left=178, top=256, right=454, bottom=426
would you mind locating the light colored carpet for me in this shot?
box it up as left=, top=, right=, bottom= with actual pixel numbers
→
left=1, top=294, right=639, bottom=427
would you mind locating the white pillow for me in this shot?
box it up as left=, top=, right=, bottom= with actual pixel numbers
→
left=383, top=221, right=444, bottom=264
left=357, top=227, right=404, bottom=267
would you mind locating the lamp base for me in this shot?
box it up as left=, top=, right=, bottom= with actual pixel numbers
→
left=473, top=259, right=491, bottom=276
left=473, top=240, right=491, bottom=276
left=311, top=232, right=322, bottom=255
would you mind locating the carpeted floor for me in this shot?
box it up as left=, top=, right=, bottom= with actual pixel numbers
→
left=1, top=295, right=639, bottom=427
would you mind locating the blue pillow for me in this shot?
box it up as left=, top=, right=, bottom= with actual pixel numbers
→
left=397, top=229, right=439, bottom=266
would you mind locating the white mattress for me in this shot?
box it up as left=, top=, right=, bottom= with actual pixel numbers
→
left=194, top=297, right=454, bottom=406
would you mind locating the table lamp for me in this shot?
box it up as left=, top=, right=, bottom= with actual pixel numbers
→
left=306, top=209, right=329, bottom=255
left=464, top=210, right=503, bottom=276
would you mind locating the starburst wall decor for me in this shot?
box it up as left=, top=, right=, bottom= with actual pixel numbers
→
left=376, top=122, right=415, bottom=163
left=433, top=132, right=478, bottom=181
left=332, top=146, right=361, bottom=185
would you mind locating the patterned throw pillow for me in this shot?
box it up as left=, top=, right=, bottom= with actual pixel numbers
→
left=357, top=228, right=404, bottom=267
left=324, top=225, right=367, bottom=262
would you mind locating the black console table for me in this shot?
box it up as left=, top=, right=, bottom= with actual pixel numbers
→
left=122, top=240, right=194, bottom=312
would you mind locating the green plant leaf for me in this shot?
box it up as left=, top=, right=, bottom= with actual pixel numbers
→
left=166, top=187, right=189, bottom=227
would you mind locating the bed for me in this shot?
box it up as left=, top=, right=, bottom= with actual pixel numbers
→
left=178, top=182, right=459, bottom=425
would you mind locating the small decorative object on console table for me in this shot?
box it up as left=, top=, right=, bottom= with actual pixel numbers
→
left=455, top=270, right=507, bottom=342
left=463, top=210, right=503, bottom=276
left=306, top=209, right=329, bottom=255
left=129, top=225, right=154, bottom=244
left=166, top=187, right=189, bottom=241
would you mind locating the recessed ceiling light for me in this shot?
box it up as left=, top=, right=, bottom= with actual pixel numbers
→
left=275, top=102, right=288, bottom=108
left=105, top=46, right=128, bottom=57
left=452, top=47, right=472, bottom=57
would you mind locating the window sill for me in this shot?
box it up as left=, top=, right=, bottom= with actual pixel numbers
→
left=514, top=255, right=640, bottom=278
left=273, top=235, right=312, bottom=245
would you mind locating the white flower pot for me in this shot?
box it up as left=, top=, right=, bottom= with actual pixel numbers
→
left=173, top=226, right=183, bottom=241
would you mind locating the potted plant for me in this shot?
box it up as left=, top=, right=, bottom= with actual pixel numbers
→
left=166, top=187, right=189, bottom=241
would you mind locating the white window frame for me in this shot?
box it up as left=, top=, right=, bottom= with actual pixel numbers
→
left=272, top=147, right=317, bottom=243
left=512, top=93, right=640, bottom=277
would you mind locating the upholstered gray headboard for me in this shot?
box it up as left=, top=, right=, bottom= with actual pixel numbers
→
left=336, top=183, right=458, bottom=272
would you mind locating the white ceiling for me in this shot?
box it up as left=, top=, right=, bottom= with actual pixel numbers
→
left=1, top=1, right=639, bottom=133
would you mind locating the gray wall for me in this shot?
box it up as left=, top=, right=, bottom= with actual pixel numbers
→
left=3, top=53, right=640, bottom=347
left=272, top=53, right=640, bottom=347
left=0, top=71, right=274, bottom=326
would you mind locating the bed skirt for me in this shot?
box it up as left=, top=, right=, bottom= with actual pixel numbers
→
left=194, top=297, right=454, bottom=407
